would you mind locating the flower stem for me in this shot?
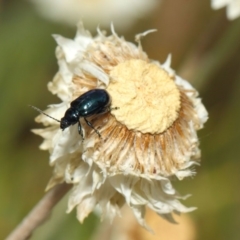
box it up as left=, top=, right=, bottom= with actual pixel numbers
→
left=5, top=183, right=72, bottom=240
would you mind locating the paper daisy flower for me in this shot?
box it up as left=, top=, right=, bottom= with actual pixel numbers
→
left=31, top=0, right=158, bottom=30
left=32, top=23, right=208, bottom=230
left=211, top=0, right=240, bottom=20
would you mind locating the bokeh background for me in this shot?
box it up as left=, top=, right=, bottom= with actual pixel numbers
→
left=1, top=0, right=240, bottom=239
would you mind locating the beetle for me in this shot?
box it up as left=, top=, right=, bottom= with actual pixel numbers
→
left=30, top=89, right=114, bottom=139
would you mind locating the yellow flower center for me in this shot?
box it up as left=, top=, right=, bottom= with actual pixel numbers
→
left=107, top=59, right=181, bottom=134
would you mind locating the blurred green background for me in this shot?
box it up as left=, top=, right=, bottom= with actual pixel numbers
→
left=1, top=0, right=240, bottom=239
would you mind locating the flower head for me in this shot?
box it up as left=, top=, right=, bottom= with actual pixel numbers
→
left=211, top=0, right=240, bottom=20
left=32, top=23, right=208, bottom=230
left=31, top=0, right=158, bottom=30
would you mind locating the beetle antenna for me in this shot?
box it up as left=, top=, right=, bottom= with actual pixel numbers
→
left=29, top=105, right=61, bottom=123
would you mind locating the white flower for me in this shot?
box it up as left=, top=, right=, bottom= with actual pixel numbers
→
left=211, top=0, right=240, bottom=20
left=30, top=0, right=158, bottom=30
left=32, top=23, right=208, bottom=230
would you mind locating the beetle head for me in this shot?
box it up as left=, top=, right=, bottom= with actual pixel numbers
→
left=60, top=108, right=79, bottom=130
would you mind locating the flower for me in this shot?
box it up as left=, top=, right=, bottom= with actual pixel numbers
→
left=211, top=0, right=240, bottom=20
left=91, top=207, right=196, bottom=240
left=32, top=23, right=208, bottom=230
left=30, top=0, right=158, bottom=30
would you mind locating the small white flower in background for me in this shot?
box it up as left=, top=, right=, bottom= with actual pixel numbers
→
left=30, top=0, right=158, bottom=30
left=211, top=0, right=240, bottom=20
left=32, top=23, right=208, bottom=230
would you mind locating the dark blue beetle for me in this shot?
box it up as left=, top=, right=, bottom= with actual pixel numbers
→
left=31, top=89, right=112, bottom=139
left=60, top=89, right=111, bottom=138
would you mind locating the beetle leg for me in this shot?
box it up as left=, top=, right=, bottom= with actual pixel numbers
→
left=78, top=121, right=84, bottom=140
left=109, top=106, right=119, bottom=111
left=84, top=118, right=101, bottom=138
